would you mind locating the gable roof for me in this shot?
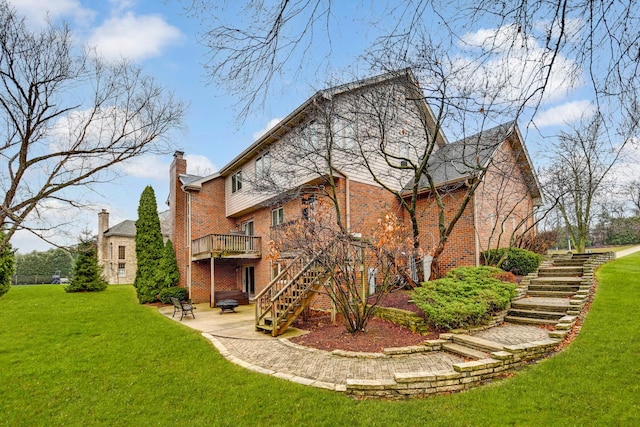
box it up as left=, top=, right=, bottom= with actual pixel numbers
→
left=103, top=211, right=172, bottom=238
left=217, top=68, right=447, bottom=176
left=409, top=121, right=542, bottom=201
left=104, top=220, right=136, bottom=237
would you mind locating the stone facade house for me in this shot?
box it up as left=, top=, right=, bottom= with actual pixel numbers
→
left=168, top=69, right=542, bottom=311
left=97, top=209, right=170, bottom=284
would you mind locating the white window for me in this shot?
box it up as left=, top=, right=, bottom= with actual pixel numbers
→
left=334, top=118, right=355, bottom=149
left=302, top=122, right=319, bottom=150
left=117, top=263, right=126, bottom=277
left=108, top=243, right=113, bottom=260
left=232, top=170, right=243, bottom=193
left=255, top=152, right=270, bottom=179
left=271, top=207, right=284, bottom=226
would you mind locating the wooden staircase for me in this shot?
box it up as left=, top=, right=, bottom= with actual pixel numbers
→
left=255, top=254, right=330, bottom=337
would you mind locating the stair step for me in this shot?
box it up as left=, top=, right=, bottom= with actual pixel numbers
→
left=442, top=343, right=489, bottom=360
left=527, top=290, right=575, bottom=298
left=511, top=298, right=570, bottom=312
left=255, top=324, right=273, bottom=333
left=507, top=308, right=566, bottom=320
left=528, top=284, right=580, bottom=292
left=505, top=315, right=558, bottom=326
left=537, top=267, right=583, bottom=277
left=530, top=277, right=583, bottom=285
left=452, top=335, right=504, bottom=353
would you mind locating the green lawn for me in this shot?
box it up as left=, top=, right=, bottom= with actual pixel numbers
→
left=1, top=253, right=639, bottom=426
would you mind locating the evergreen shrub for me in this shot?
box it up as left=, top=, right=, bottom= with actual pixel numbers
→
left=411, top=266, right=517, bottom=330
left=159, top=286, right=188, bottom=304
left=481, top=247, right=542, bottom=275
left=65, top=234, right=107, bottom=293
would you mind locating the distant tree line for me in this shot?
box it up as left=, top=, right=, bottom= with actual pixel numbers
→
left=15, top=248, right=74, bottom=278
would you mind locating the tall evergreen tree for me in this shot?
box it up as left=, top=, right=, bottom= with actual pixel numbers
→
left=65, top=232, right=107, bottom=293
left=0, top=230, right=15, bottom=297
left=157, top=239, right=180, bottom=288
left=134, top=186, right=164, bottom=303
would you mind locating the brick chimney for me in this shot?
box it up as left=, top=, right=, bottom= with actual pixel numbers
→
left=97, top=209, right=109, bottom=263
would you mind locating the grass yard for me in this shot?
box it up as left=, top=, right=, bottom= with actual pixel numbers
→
left=1, top=253, right=639, bottom=426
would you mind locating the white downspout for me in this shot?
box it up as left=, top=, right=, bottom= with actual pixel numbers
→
left=186, top=192, right=192, bottom=298
left=345, top=174, right=351, bottom=230
left=473, top=188, right=480, bottom=266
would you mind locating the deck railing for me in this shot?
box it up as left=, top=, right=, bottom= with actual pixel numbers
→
left=191, top=234, right=261, bottom=258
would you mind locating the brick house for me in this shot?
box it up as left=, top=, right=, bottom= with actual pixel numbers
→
left=168, top=69, right=542, bottom=310
left=97, top=209, right=170, bottom=284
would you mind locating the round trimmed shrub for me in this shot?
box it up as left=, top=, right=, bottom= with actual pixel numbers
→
left=481, top=247, right=542, bottom=275
left=411, top=266, right=517, bottom=331
left=159, top=286, right=188, bottom=304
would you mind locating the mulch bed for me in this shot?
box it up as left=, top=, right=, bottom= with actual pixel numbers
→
left=290, top=292, right=438, bottom=353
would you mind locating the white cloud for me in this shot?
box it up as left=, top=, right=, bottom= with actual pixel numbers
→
left=185, top=154, right=217, bottom=176
left=252, top=118, right=283, bottom=140
left=121, top=155, right=169, bottom=180
left=8, top=0, right=95, bottom=27
left=533, top=100, right=594, bottom=128
left=120, top=153, right=216, bottom=180
left=456, top=24, right=581, bottom=106
left=87, top=11, right=181, bottom=61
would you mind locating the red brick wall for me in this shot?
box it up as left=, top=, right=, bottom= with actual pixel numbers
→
left=413, top=186, right=477, bottom=275
left=474, top=139, right=535, bottom=253
left=169, top=153, right=189, bottom=294
left=348, top=180, right=403, bottom=235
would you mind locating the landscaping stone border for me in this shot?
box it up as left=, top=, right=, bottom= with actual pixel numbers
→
left=345, top=252, right=616, bottom=398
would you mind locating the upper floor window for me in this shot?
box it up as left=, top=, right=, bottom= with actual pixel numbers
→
left=302, top=122, right=319, bottom=150
left=118, top=245, right=125, bottom=260
left=255, top=152, right=270, bottom=179
left=271, top=207, right=284, bottom=226
left=333, top=118, right=356, bottom=150
left=232, top=170, right=243, bottom=193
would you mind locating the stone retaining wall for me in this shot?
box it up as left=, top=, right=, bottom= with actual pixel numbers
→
left=346, top=335, right=559, bottom=399
left=347, top=252, right=616, bottom=398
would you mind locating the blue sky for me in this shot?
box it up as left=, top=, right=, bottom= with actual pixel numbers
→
left=9, top=0, right=638, bottom=252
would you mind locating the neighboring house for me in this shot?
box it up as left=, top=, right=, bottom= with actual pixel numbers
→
left=97, top=209, right=171, bottom=284
left=168, top=69, right=542, bottom=309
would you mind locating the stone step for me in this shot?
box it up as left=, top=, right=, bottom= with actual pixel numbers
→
left=511, top=298, right=571, bottom=312
left=528, top=284, right=580, bottom=292
left=507, top=308, right=566, bottom=320
left=451, top=334, right=504, bottom=353
left=537, top=266, right=583, bottom=277
left=530, top=277, right=584, bottom=286
left=442, top=343, right=489, bottom=360
left=527, top=290, right=575, bottom=298
left=505, top=315, right=558, bottom=326
left=553, top=260, right=588, bottom=267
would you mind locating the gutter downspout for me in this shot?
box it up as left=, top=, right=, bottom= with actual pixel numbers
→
left=345, top=174, right=351, bottom=230
left=473, top=185, right=481, bottom=267
left=185, top=191, right=192, bottom=299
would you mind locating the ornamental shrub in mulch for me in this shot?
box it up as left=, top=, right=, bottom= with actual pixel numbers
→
left=411, top=266, right=517, bottom=331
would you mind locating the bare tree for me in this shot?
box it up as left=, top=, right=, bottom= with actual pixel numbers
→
left=624, top=180, right=640, bottom=216
left=540, top=113, right=634, bottom=253
left=181, top=0, right=640, bottom=126
left=0, top=2, right=186, bottom=252
left=268, top=203, right=412, bottom=333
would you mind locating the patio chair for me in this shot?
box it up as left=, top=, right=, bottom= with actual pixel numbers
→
left=170, top=297, right=196, bottom=321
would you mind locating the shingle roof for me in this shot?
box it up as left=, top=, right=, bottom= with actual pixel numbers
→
left=410, top=121, right=516, bottom=190
left=103, top=210, right=171, bottom=238
left=104, top=220, right=136, bottom=237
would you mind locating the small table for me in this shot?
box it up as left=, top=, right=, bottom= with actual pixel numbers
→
left=215, top=299, right=239, bottom=314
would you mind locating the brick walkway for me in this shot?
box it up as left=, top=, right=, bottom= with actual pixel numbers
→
left=160, top=304, right=556, bottom=392
left=210, top=335, right=464, bottom=389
